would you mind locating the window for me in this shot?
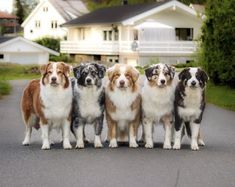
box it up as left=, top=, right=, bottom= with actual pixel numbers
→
left=35, top=20, right=40, bottom=28
left=103, top=29, right=119, bottom=41
left=51, top=21, right=58, bottom=29
left=0, top=54, right=4, bottom=59
left=103, top=31, right=108, bottom=41
left=175, top=28, right=193, bottom=41
left=43, top=7, right=48, bottom=12
left=114, top=29, right=119, bottom=41
left=133, top=30, right=138, bottom=40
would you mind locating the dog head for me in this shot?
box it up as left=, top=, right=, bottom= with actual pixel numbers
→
left=40, top=62, right=71, bottom=88
left=107, top=64, right=139, bottom=91
left=73, top=63, right=106, bottom=87
left=178, top=67, right=209, bottom=89
left=145, top=63, right=175, bottom=88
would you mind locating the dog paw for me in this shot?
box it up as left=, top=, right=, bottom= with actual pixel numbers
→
left=145, top=142, right=153, bottom=149
left=173, top=143, right=181, bottom=150
left=75, top=141, right=84, bottom=149
left=22, top=140, right=30, bottom=146
left=63, top=142, right=72, bottom=150
left=191, top=142, right=199, bottom=151
left=198, top=139, right=205, bottom=146
left=94, top=141, right=103, bottom=148
left=41, top=143, right=50, bottom=150
left=109, top=139, right=118, bottom=148
left=129, top=141, right=139, bottom=148
left=163, top=143, right=172, bottom=150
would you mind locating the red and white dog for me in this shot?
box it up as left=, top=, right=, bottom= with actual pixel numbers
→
left=21, top=62, right=73, bottom=150
left=105, top=64, right=141, bottom=148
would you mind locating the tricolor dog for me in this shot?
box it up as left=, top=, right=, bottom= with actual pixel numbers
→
left=105, top=64, right=141, bottom=148
left=21, top=62, right=73, bottom=150
left=173, top=67, right=208, bottom=150
left=71, top=63, right=106, bottom=148
left=142, top=63, right=175, bottom=149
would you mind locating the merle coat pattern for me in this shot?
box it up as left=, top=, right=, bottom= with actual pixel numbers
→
left=71, top=63, right=106, bottom=148
left=173, top=67, right=208, bottom=150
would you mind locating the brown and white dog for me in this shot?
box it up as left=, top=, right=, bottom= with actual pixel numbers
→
left=21, top=62, right=73, bottom=150
left=142, top=63, right=175, bottom=149
left=105, top=64, right=141, bottom=148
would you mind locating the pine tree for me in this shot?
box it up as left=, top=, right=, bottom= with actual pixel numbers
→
left=14, top=0, right=25, bottom=24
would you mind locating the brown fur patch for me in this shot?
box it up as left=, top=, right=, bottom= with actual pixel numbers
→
left=21, top=79, right=48, bottom=128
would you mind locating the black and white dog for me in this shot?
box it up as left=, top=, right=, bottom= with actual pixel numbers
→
left=71, top=63, right=106, bottom=148
left=173, top=67, right=208, bottom=151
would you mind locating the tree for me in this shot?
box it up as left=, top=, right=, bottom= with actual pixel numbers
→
left=14, top=0, right=25, bottom=24
left=200, top=0, right=235, bottom=87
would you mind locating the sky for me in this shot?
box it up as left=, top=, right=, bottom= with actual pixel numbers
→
left=0, top=0, right=13, bottom=13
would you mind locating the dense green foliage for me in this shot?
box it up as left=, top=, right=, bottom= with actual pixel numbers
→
left=200, top=0, right=235, bottom=87
left=86, top=0, right=206, bottom=10
left=34, top=37, right=60, bottom=52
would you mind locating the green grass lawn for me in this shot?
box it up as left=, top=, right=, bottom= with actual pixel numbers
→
left=206, top=83, right=235, bottom=111
left=0, top=80, right=12, bottom=98
left=0, top=63, right=41, bottom=80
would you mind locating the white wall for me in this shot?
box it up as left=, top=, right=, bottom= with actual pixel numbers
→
left=23, top=1, right=67, bottom=40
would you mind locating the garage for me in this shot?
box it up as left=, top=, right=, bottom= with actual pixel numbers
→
left=0, top=37, right=59, bottom=64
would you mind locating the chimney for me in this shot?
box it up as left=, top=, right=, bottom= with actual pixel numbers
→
left=122, top=0, right=128, bottom=5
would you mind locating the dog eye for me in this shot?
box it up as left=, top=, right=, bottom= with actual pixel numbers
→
left=91, top=71, right=96, bottom=75
left=114, top=73, right=120, bottom=77
left=125, top=74, right=131, bottom=78
left=58, top=71, right=62, bottom=74
left=164, top=72, right=168, bottom=76
left=48, top=71, right=52, bottom=74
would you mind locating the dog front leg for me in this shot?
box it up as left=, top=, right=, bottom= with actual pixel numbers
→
left=62, top=119, right=72, bottom=149
left=74, top=123, right=85, bottom=149
left=94, top=115, right=103, bottom=148
left=143, top=117, right=153, bottom=148
left=40, top=123, right=50, bottom=150
left=129, top=122, right=139, bottom=148
left=190, top=122, right=200, bottom=151
left=162, top=117, right=173, bottom=150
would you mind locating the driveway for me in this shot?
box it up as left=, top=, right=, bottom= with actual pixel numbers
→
left=0, top=80, right=235, bottom=187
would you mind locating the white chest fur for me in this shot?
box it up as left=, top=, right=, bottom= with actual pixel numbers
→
left=178, top=87, right=202, bottom=121
left=77, top=85, right=102, bottom=122
left=107, top=87, right=139, bottom=122
left=40, top=82, right=72, bottom=125
left=142, top=83, right=174, bottom=121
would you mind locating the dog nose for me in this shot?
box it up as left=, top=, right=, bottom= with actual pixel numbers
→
left=86, top=78, right=92, bottom=83
left=119, top=80, right=125, bottom=86
left=51, top=77, right=57, bottom=82
left=191, top=81, right=196, bottom=86
left=160, top=79, right=165, bottom=84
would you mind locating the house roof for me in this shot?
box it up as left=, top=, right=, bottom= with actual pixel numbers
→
left=22, top=0, right=88, bottom=27
left=189, top=4, right=205, bottom=14
left=63, top=0, right=171, bottom=26
left=0, top=37, right=59, bottom=56
left=0, top=37, right=17, bottom=44
left=0, top=11, right=17, bottom=19
left=48, top=0, right=89, bottom=21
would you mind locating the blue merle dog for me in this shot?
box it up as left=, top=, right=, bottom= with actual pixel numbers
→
left=71, top=62, right=106, bottom=148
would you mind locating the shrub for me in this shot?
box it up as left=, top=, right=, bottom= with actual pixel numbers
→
left=0, top=80, right=11, bottom=98
left=200, top=0, right=235, bottom=87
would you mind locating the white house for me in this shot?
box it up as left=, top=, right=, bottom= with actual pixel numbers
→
left=21, top=0, right=88, bottom=40
left=61, top=0, right=204, bottom=66
left=0, top=36, right=59, bottom=64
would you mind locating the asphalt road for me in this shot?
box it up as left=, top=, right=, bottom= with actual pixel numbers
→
left=0, top=80, right=235, bottom=187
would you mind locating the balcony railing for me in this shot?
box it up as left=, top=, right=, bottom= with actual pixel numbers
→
left=60, top=40, right=197, bottom=55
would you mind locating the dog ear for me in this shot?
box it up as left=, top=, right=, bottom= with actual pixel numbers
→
left=130, top=66, right=139, bottom=83
left=40, top=62, right=51, bottom=75
left=60, top=62, right=72, bottom=77
left=199, top=68, right=209, bottom=83
left=145, top=66, right=154, bottom=81
left=178, top=68, right=190, bottom=81
left=107, top=66, right=114, bottom=81
left=166, top=65, right=175, bottom=79
left=93, top=63, right=106, bottom=78
left=73, top=64, right=84, bottom=79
